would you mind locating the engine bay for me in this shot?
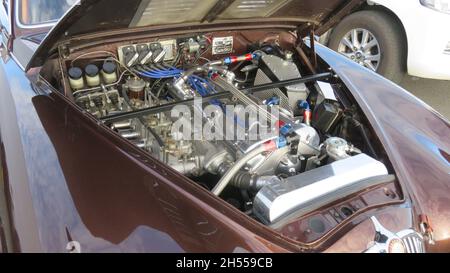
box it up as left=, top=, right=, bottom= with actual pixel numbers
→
left=42, top=30, right=402, bottom=245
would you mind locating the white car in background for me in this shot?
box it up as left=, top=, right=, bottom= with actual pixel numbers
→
left=324, top=0, right=450, bottom=83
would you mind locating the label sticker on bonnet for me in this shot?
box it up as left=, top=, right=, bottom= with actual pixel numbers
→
left=212, top=36, right=234, bottom=55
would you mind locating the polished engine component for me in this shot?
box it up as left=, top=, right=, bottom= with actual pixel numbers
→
left=163, top=140, right=231, bottom=176
left=171, top=78, right=196, bottom=99
left=141, top=109, right=233, bottom=176
left=253, top=154, right=389, bottom=224
left=211, top=76, right=284, bottom=162
left=254, top=53, right=309, bottom=112
left=111, top=118, right=150, bottom=151
left=185, top=38, right=201, bottom=53
left=292, top=123, right=321, bottom=156
left=323, top=137, right=361, bottom=161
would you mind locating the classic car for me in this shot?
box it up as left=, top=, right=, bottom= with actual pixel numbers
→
left=0, top=0, right=449, bottom=253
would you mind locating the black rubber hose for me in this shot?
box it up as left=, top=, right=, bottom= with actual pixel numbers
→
left=230, top=172, right=254, bottom=190
left=230, top=172, right=279, bottom=192
left=154, top=80, right=169, bottom=98
left=350, top=118, right=378, bottom=159
left=121, top=88, right=165, bottom=147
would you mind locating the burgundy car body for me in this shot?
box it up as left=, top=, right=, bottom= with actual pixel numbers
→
left=0, top=0, right=449, bottom=253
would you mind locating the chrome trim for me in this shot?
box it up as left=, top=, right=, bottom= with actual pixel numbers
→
left=397, top=229, right=425, bottom=253
left=365, top=217, right=426, bottom=253
left=10, top=52, right=25, bottom=71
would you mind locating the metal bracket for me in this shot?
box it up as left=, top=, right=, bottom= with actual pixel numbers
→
left=294, top=23, right=319, bottom=74
left=309, top=28, right=318, bottom=69
left=58, top=43, right=71, bottom=59
left=419, top=214, right=435, bottom=245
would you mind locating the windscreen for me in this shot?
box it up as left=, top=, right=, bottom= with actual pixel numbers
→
left=131, top=0, right=292, bottom=26
left=18, top=0, right=76, bottom=26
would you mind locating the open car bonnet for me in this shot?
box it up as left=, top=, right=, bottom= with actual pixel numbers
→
left=26, top=0, right=363, bottom=70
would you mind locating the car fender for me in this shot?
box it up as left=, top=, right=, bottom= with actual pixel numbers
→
left=316, top=43, right=450, bottom=251
left=0, top=57, right=42, bottom=252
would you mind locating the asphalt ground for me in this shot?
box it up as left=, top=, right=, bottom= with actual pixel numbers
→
left=400, top=76, right=450, bottom=120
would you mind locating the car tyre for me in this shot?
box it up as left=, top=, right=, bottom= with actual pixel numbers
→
left=328, top=10, right=406, bottom=83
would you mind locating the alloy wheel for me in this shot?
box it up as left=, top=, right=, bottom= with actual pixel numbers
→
left=337, top=28, right=381, bottom=71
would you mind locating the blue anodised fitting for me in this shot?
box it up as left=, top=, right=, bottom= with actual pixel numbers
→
left=279, top=124, right=294, bottom=136
left=264, top=96, right=280, bottom=106
left=276, top=136, right=288, bottom=148
left=252, top=52, right=261, bottom=60
left=298, top=100, right=312, bottom=125
left=297, top=100, right=310, bottom=111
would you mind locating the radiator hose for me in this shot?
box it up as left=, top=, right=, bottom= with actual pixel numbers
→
left=230, top=172, right=282, bottom=192
left=212, top=141, right=284, bottom=196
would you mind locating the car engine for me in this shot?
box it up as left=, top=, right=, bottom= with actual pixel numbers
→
left=55, top=32, right=391, bottom=227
